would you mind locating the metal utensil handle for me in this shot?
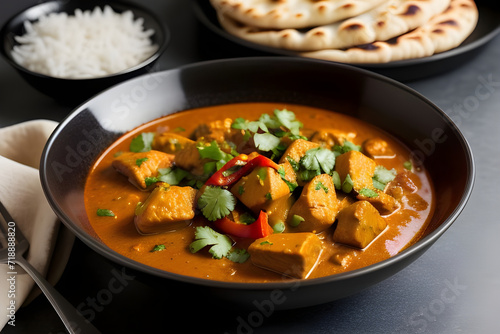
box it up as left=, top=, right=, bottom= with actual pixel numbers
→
left=15, top=256, right=101, bottom=334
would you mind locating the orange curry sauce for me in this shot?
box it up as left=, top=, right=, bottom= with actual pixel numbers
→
left=84, top=103, right=435, bottom=283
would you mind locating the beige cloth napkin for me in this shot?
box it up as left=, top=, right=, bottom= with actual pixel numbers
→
left=0, top=120, right=75, bottom=330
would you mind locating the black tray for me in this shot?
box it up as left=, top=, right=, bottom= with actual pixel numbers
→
left=192, top=0, right=500, bottom=82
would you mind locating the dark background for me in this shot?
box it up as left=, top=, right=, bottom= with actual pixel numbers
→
left=1, top=1, right=499, bottom=333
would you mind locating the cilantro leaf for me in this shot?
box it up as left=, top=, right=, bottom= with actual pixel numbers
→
left=189, top=226, right=233, bottom=259
left=403, top=161, right=413, bottom=171
left=198, top=186, right=236, bottom=221
left=130, top=132, right=155, bottom=152
left=372, top=165, right=397, bottom=190
left=157, top=167, right=190, bottom=185
left=135, top=157, right=148, bottom=167
left=151, top=244, right=166, bottom=252
left=342, top=174, right=354, bottom=193
left=253, top=132, right=281, bottom=152
left=274, top=109, right=302, bottom=135
left=333, top=140, right=361, bottom=155
left=300, top=147, right=336, bottom=175
left=197, top=140, right=225, bottom=161
left=315, top=181, right=329, bottom=193
left=227, top=248, right=250, bottom=263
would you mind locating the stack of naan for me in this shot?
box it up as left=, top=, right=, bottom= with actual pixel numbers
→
left=209, top=0, right=478, bottom=63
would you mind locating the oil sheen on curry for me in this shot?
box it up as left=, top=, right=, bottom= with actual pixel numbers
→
left=84, top=103, right=435, bottom=283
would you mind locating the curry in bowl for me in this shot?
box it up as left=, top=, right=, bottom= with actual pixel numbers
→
left=84, top=102, right=434, bottom=283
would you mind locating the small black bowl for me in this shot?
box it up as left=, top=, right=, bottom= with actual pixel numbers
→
left=0, top=0, right=169, bottom=104
left=39, top=57, right=475, bottom=310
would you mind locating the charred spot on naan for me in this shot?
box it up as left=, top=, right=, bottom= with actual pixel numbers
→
left=400, top=4, right=421, bottom=16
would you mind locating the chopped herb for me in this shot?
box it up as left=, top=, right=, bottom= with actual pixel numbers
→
left=333, top=140, right=361, bottom=155
left=372, top=166, right=397, bottom=190
left=173, top=127, right=186, bottom=132
left=273, top=221, right=285, bottom=233
left=359, top=188, right=379, bottom=198
left=144, top=177, right=158, bottom=187
left=151, top=244, right=166, bottom=252
left=260, top=241, right=273, bottom=245
left=197, top=186, right=236, bottom=221
left=286, top=156, right=300, bottom=172
left=97, top=209, right=115, bottom=217
left=342, top=174, right=354, bottom=193
left=157, top=167, right=190, bottom=185
left=238, top=185, right=245, bottom=195
left=257, top=167, right=268, bottom=182
left=300, top=147, right=336, bottom=175
left=274, top=109, right=303, bottom=135
left=130, top=132, right=155, bottom=153
left=315, top=181, right=329, bottom=193
left=332, top=171, right=341, bottom=190
left=197, top=140, right=225, bottom=161
left=254, top=132, right=281, bottom=152
left=277, top=166, right=298, bottom=192
left=189, top=226, right=233, bottom=259
left=265, top=192, right=272, bottom=200
left=290, top=214, right=305, bottom=227
left=135, top=157, right=148, bottom=167
left=239, top=212, right=256, bottom=224
left=298, top=169, right=320, bottom=182
left=404, top=160, right=413, bottom=171
left=227, top=248, right=250, bottom=263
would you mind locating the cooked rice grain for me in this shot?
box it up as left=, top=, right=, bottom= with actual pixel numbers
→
left=11, top=6, right=159, bottom=79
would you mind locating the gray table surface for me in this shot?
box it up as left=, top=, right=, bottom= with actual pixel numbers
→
left=1, top=1, right=499, bottom=333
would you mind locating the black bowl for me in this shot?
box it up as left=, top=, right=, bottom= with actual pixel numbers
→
left=39, top=57, right=474, bottom=310
left=0, top=0, right=169, bottom=104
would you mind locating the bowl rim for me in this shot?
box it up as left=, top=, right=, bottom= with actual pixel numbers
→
left=40, top=56, right=476, bottom=291
left=0, top=0, right=170, bottom=81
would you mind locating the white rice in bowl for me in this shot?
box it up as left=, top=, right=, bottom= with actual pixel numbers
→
left=11, top=5, right=159, bottom=79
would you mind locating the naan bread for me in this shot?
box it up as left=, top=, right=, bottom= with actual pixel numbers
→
left=218, top=0, right=451, bottom=51
left=300, top=0, right=478, bottom=63
left=210, top=0, right=387, bottom=29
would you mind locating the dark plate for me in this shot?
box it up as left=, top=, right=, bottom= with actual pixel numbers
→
left=192, top=0, right=500, bottom=81
left=40, top=57, right=474, bottom=310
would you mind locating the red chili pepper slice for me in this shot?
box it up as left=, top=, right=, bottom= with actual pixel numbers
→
left=212, top=211, right=273, bottom=239
left=205, top=154, right=280, bottom=187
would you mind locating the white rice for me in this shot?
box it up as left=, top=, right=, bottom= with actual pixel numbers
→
left=11, top=5, right=159, bottom=79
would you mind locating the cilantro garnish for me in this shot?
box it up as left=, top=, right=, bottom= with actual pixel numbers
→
left=130, top=132, right=155, bottom=152
left=189, top=226, right=233, bottom=259
left=227, top=248, right=250, bottom=263
left=151, top=244, right=166, bottom=252
left=315, top=181, right=329, bottom=193
left=342, top=174, right=354, bottom=193
left=135, top=157, right=148, bottom=167
left=189, top=226, right=249, bottom=263
left=278, top=166, right=298, bottom=192
left=260, top=241, right=273, bottom=245
left=157, top=167, right=190, bottom=185
left=265, top=192, right=272, bottom=200
left=333, top=140, right=361, bottom=156
left=97, top=209, right=115, bottom=217
left=300, top=147, right=336, bottom=175
left=197, top=186, right=236, bottom=221
left=403, top=160, right=413, bottom=171
left=359, top=188, right=379, bottom=198
left=254, top=132, right=281, bottom=152
left=372, top=166, right=397, bottom=190
left=197, top=141, right=234, bottom=169
left=332, top=171, right=341, bottom=190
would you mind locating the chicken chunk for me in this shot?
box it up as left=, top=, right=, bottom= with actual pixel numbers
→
left=278, top=139, right=319, bottom=164
left=356, top=190, right=399, bottom=215
left=310, top=129, right=356, bottom=149
left=248, top=232, right=323, bottom=279
left=173, top=140, right=207, bottom=176
left=333, top=201, right=387, bottom=249
left=362, top=138, right=395, bottom=159
left=231, top=166, right=290, bottom=215
left=287, top=174, right=339, bottom=233
left=112, top=150, right=174, bottom=189
left=334, top=150, right=377, bottom=192
left=153, top=132, right=195, bottom=154
left=134, top=184, right=197, bottom=234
